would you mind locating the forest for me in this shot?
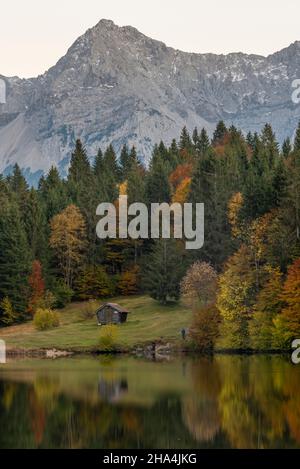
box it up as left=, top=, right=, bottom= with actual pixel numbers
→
left=0, top=120, right=300, bottom=351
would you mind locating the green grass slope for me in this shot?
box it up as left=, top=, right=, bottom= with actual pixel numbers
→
left=0, top=296, right=192, bottom=352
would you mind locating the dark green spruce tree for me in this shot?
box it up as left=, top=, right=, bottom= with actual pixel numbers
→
left=0, top=198, right=30, bottom=316
left=144, top=239, right=184, bottom=304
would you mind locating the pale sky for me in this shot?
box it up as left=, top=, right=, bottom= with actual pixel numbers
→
left=1, top=0, right=300, bottom=78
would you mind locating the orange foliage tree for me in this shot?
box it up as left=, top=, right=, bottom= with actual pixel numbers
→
left=169, top=163, right=193, bottom=190
left=28, top=260, right=45, bottom=315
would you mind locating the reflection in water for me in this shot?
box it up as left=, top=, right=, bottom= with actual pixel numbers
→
left=98, top=378, right=128, bottom=402
left=0, top=355, right=300, bottom=448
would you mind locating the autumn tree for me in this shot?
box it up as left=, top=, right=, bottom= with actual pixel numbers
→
left=28, top=260, right=46, bottom=315
left=118, top=265, right=140, bottom=296
left=217, top=245, right=256, bottom=349
left=50, top=205, right=87, bottom=288
left=190, top=304, right=221, bottom=352
left=169, top=163, right=193, bottom=190
left=172, top=177, right=191, bottom=204
left=180, top=261, right=218, bottom=310
left=75, top=265, right=113, bottom=300
left=249, top=266, right=284, bottom=350
left=273, top=259, right=300, bottom=347
left=0, top=297, right=18, bottom=326
left=228, top=192, right=244, bottom=239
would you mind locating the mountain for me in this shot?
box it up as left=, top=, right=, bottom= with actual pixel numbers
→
left=1, top=19, right=300, bottom=182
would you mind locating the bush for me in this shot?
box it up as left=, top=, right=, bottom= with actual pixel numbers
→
left=81, top=299, right=98, bottom=320
left=52, top=281, right=73, bottom=308
left=98, top=324, right=119, bottom=351
left=34, top=308, right=60, bottom=331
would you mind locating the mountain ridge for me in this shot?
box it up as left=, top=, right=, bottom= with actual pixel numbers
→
left=1, top=18, right=300, bottom=183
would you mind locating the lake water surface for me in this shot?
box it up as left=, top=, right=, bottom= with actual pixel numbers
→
left=0, top=355, right=300, bottom=449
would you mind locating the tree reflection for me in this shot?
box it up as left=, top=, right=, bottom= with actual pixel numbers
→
left=0, top=356, right=300, bottom=448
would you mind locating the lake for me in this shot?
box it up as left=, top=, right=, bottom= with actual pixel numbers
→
left=0, top=354, right=299, bottom=449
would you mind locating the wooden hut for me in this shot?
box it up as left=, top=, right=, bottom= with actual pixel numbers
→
left=96, top=303, right=130, bottom=325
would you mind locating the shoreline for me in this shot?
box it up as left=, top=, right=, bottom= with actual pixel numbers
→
left=4, top=344, right=292, bottom=359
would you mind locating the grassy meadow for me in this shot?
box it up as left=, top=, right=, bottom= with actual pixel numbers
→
left=0, top=296, right=192, bottom=352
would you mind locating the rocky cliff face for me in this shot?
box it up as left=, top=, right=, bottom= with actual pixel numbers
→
left=1, top=19, right=300, bottom=182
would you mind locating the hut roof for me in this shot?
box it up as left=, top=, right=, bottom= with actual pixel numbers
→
left=97, top=303, right=130, bottom=314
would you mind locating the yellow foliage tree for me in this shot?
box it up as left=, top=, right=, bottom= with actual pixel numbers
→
left=0, top=297, right=18, bottom=325
left=172, top=177, right=191, bottom=204
left=273, top=258, right=300, bottom=348
left=50, top=204, right=87, bottom=288
left=217, top=245, right=256, bottom=349
left=249, top=266, right=284, bottom=350
left=227, top=192, right=243, bottom=238
left=119, top=181, right=128, bottom=196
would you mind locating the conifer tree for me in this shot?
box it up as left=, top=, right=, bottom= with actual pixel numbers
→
left=8, top=164, right=28, bottom=197
left=179, top=126, right=192, bottom=151
left=197, top=128, right=210, bottom=155
left=93, top=148, right=104, bottom=179
left=68, top=139, right=91, bottom=184
left=294, top=121, right=300, bottom=153
left=212, top=120, right=227, bottom=146
left=127, top=164, right=146, bottom=205
left=144, top=239, right=184, bottom=304
left=189, top=152, right=232, bottom=266
left=119, top=144, right=131, bottom=180
left=0, top=199, right=30, bottom=314
left=146, top=158, right=171, bottom=203
left=23, top=188, right=48, bottom=263
left=246, top=131, right=255, bottom=150
left=261, top=123, right=279, bottom=169
left=272, top=159, right=288, bottom=207
left=282, top=137, right=292, bottom=158
left=103, top=144, right=119, bottom=179
left=129, top=145, right=138, bottom=165
left=39, top=166, right=69, bottom=221
left=169, top=138, right=179, bottom=167
left=192, top=127, right=199, bottom=146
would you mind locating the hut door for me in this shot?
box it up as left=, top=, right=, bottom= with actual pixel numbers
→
left=112, top=310, right=119, bottom=324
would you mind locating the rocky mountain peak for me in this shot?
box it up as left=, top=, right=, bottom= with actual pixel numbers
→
left=0, top=20, right=300, bottom=185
